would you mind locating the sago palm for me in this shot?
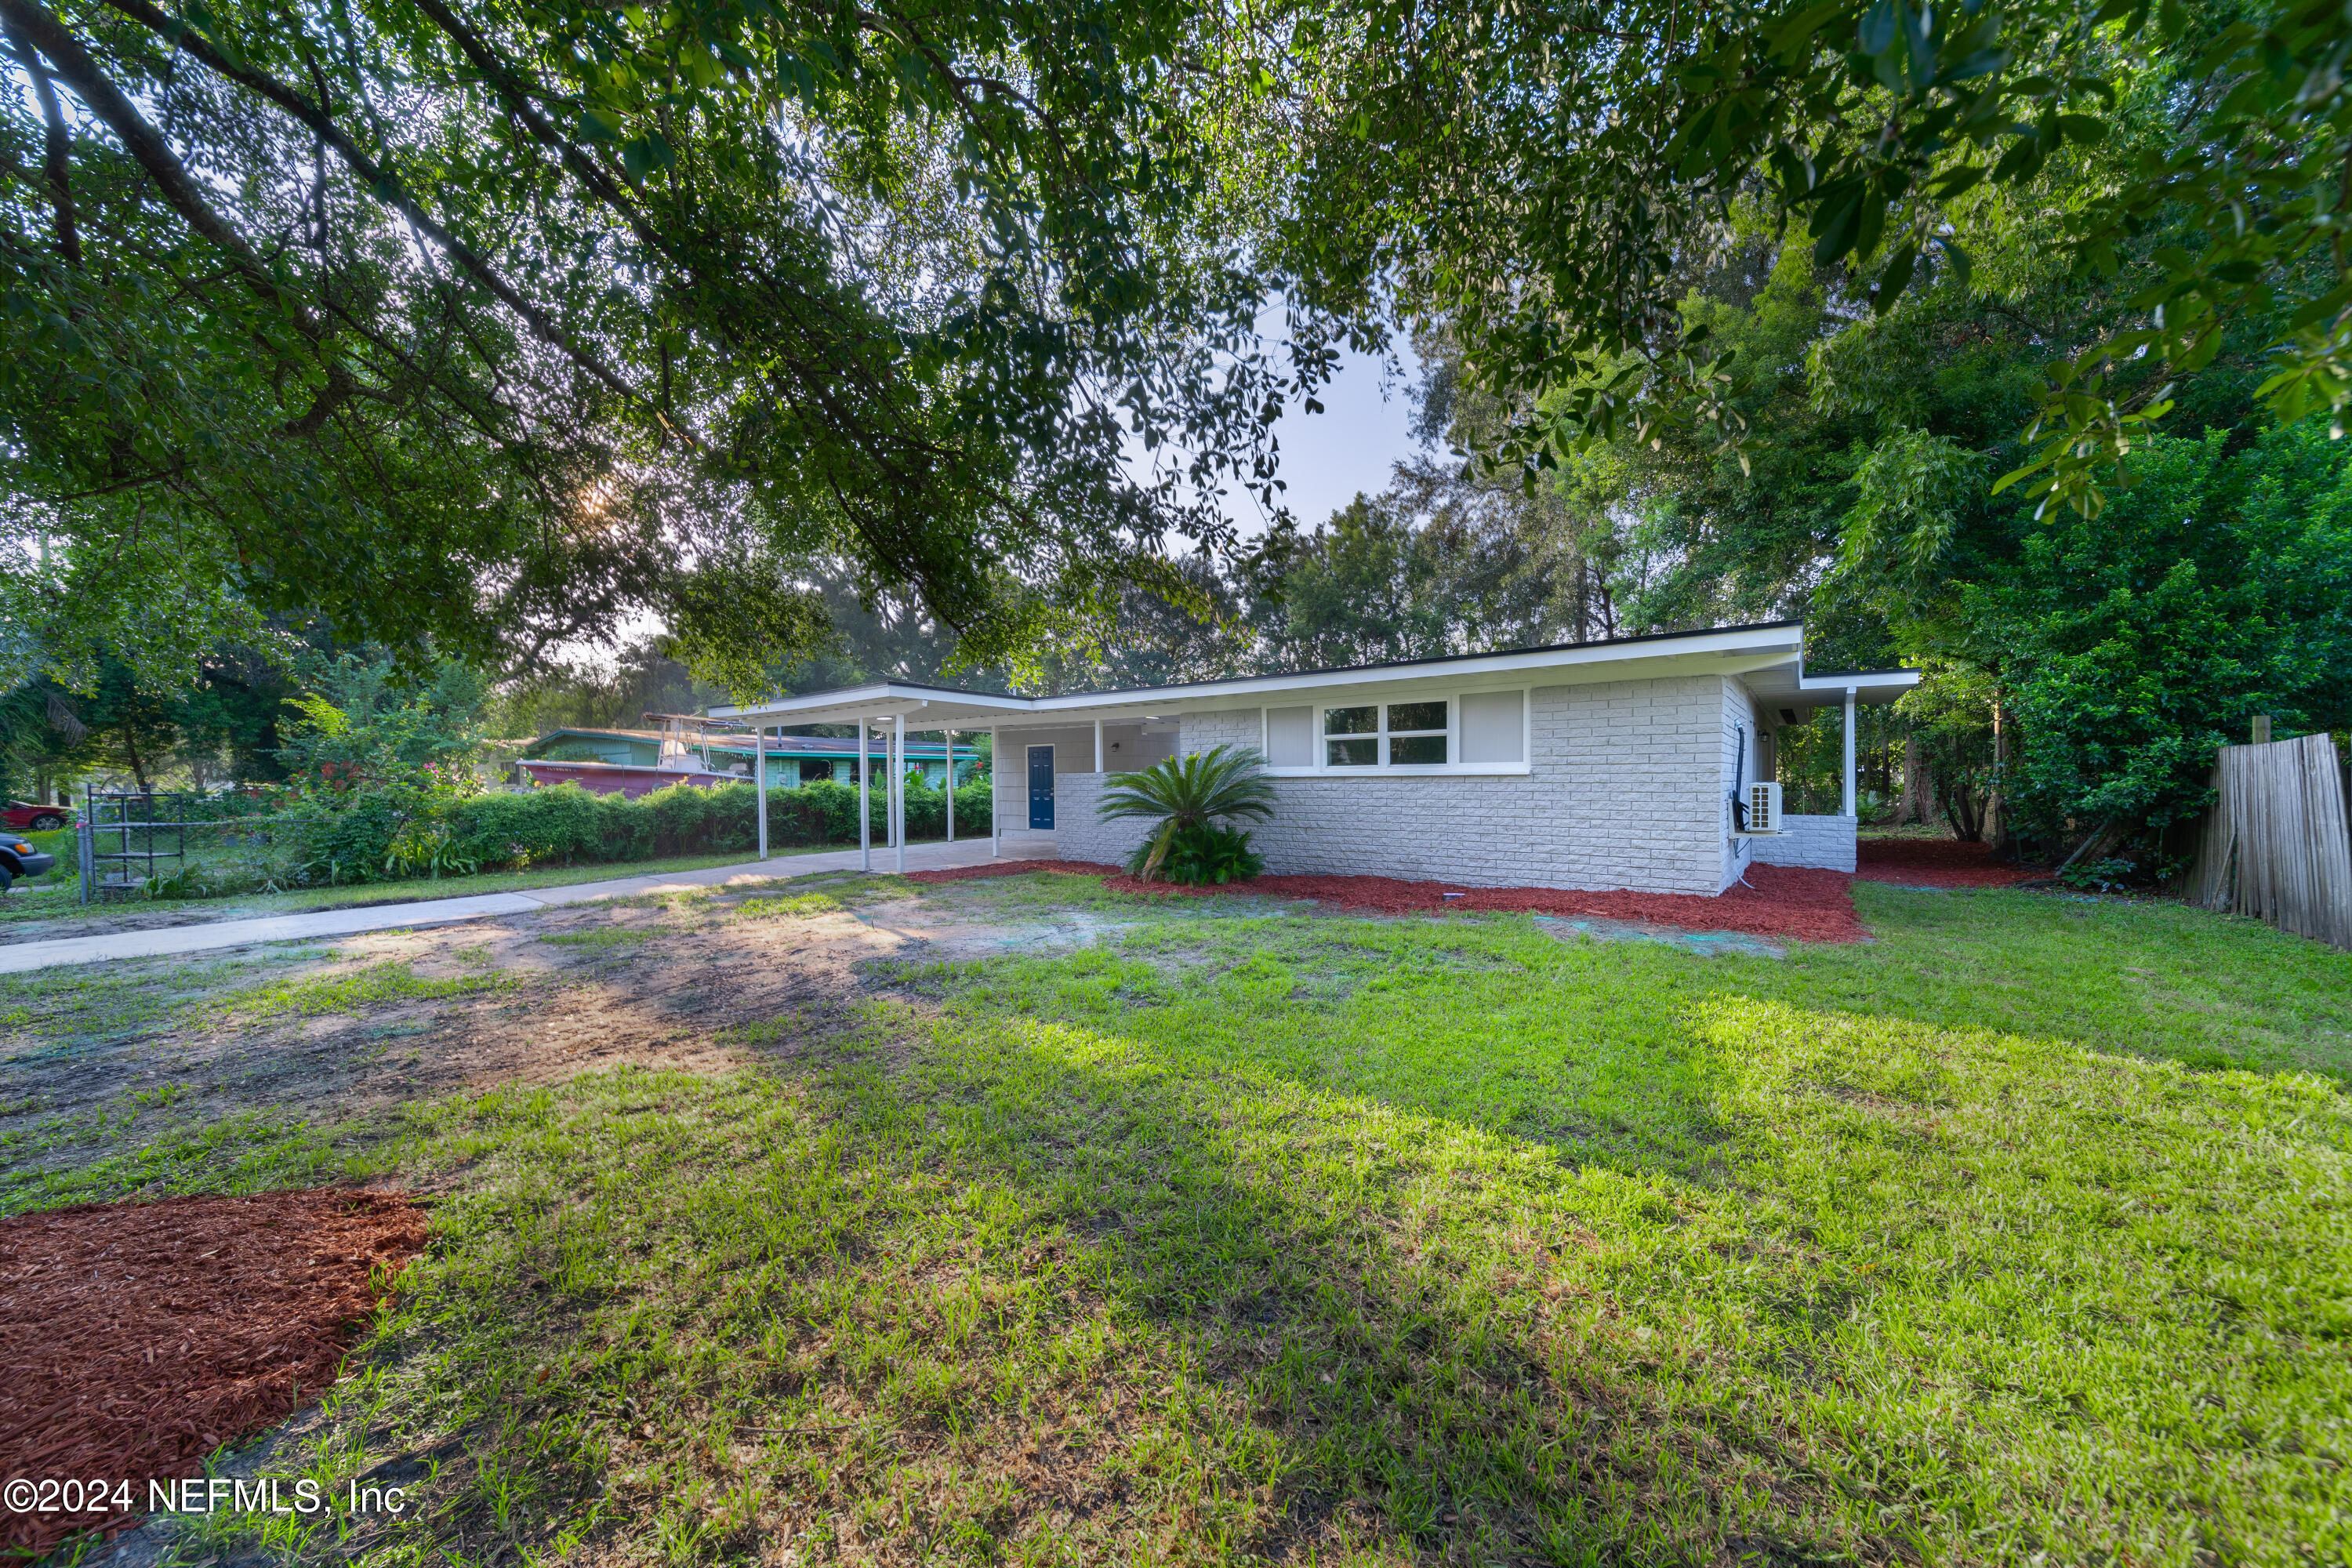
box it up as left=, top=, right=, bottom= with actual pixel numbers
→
left=1095, top=745, right=1277, bottom=881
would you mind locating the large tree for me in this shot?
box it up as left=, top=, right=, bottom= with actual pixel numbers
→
left=0, top=0, right=1314, bottom=694
left=13, top=0, right=2352, bottom=718
left=1275, top=0, right=2352, bottom=521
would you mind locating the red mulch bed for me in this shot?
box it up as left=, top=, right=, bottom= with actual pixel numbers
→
left=909, top=858, right=1867, bottom=942
left=1855, top=837, right=2039, bottom=887
left=0, top=1189, right=428, bottom=1555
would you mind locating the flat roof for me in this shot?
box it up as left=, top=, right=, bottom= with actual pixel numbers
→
left=528, top=728, right=971, bottom=757
left=709, top=620, right=1918, bottom=728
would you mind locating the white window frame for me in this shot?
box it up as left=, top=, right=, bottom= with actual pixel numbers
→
left=1258, top=688, right=1530, bottom=778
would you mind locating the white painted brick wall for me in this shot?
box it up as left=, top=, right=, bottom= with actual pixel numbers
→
left=1173, top=675, right=1747, bottom=895
left=1052, top=772, right=1154, bottom=866
left=1750, top=814, right=1857, bottom=872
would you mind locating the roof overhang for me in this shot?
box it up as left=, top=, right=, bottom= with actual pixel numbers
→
left=1737, top=666, right=1920, bottom=713
left=706, top=625, right=1922, bottom=727
left=709, top=681, right=1040, bottom=728
left=711, top=625, right=1817, bottom=727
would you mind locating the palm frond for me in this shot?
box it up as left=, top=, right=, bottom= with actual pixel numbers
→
left=1095, top=745, right=1277, bottom=832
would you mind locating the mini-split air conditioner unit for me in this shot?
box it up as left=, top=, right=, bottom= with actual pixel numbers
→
left=1740, top=781, right=1783, bottom=836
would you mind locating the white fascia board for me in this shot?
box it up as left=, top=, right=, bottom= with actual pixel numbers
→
left=1796, top=670, right=1922, bottom=693
left=711, top=684, right=1029, bottom=725
left=705, top=626, right=1810, bottom=726
left=1027, top=627, right=1805, bottom=714
left=706, top=682, right=895, bottom=720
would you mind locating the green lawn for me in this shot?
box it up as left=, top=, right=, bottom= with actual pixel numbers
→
left=29, top=879, right=2352, bottom=1566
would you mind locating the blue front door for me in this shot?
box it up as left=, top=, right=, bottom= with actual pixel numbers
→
left=1027, top=746, right=1055, bottom=829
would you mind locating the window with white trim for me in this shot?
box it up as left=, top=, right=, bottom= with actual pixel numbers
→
left=1321, top=700, right=1449, bottom=768
left=1265, top=689, right=1527, bottom=775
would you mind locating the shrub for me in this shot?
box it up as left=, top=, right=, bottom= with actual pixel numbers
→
left=385, top=818, right=478, bottom=880
left=1126, top=822, right=1264, bottom=886
left=449, top=786, right=606, bottom=869
left=1098, top=746, right=1276, bottom=881
left=172, top=771, right=994, bottom=893
left=292, top=792, right=404, bottom=886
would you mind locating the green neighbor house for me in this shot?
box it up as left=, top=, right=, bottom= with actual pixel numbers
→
left=516, top=721, right=978, bottom=799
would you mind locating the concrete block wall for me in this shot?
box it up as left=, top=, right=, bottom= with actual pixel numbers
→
left=1174, top=674, right=1741, bottom=895
left=1750, top=814, right=1857, bottom=873
left=1051, top=772, right=1154, bottom=867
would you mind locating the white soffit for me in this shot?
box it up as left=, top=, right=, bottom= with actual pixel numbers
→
left=1745, top=666, right=1922, bottom=710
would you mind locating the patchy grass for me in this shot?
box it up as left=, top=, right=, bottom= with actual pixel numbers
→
left=728, top=872, right=923, bottom=921
left=925, top=866, right=1312, bottom=920
left=731, top=891, right=853, bottom=920
left=537, top=927, right=665, bottom=951
left=230, top=960, right=514, bottom=1018
left=0, top=949, right=320, bottom=1044
left=130, top=880, right=2352, bottom=1568
left=0, top=1107, right=363, bottom=1218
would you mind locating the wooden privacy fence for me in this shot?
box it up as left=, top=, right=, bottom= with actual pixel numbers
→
left=2185, top=731, right=2352, bottom=950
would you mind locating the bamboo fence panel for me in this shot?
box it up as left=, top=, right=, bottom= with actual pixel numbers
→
left=2185, top=732, right=2352, bottom=950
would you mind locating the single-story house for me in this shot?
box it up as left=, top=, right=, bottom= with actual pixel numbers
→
left=706, top=620, right=1917, bottom=893
left=516, top=724, right=978, bottom=797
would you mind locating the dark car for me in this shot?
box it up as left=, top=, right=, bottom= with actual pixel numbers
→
left=0, top=835, right=54, bottom=890
left=0, top=800, right=71, bottom=831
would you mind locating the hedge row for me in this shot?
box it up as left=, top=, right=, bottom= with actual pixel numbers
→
left=302, top=776, right=996, bottom=884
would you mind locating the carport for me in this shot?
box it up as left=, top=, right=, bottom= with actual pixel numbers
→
left=706, top=683, right=1044, bottom=872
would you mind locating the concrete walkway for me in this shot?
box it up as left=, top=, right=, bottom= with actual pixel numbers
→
left=0, top=836, right=1043, bottom=975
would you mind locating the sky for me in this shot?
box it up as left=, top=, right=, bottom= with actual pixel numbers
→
left=1214, top=339, right=1426, bottom=541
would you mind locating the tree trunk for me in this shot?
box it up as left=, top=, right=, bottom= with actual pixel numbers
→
left=1985, top=698, right=2015, bottom=858
left=1899, top=735, right=1922, bottom=823
left=1943, top=772, right=1983, bottom=841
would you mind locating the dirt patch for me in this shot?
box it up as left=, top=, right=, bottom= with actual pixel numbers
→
left=1534, top=914, right=1788, bottom=959
left=1, top=880, right=1207, bottom=1204
left=911, top=861, right=1868, bottom=942
left=0, top=1189, right=427, bottom=1556
left=1855, top=838, right=2038, bottom=887
left=0, top=898, right=285, bottom=944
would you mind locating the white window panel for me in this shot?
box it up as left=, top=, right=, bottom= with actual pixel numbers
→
left=1265, top=706, right=1314, bottom=768
left=1460, top=690, right=1525, bottom=764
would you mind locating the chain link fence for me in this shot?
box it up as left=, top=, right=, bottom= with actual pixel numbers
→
left=75, top=790, right=325, bottom=905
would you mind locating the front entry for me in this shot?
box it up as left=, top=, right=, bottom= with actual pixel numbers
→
left=1027, top=745, right=1055, bottom=829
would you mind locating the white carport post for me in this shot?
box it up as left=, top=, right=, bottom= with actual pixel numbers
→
left=1093, top=718, right=1104, bottom=772
left=893, top=713, right=907, bottom=873
left=858, top=716, right=871, bottom=873
left=943, top=728, right=954, bottom=843
left=1842, top=686, right=1858, bottom=818
left=754, top=724, right=769, bottom=861
left=990, top=724, right=1002, bottom=857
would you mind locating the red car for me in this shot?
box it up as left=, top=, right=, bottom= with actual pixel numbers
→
left=1, top=801, right=72, bottom=831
